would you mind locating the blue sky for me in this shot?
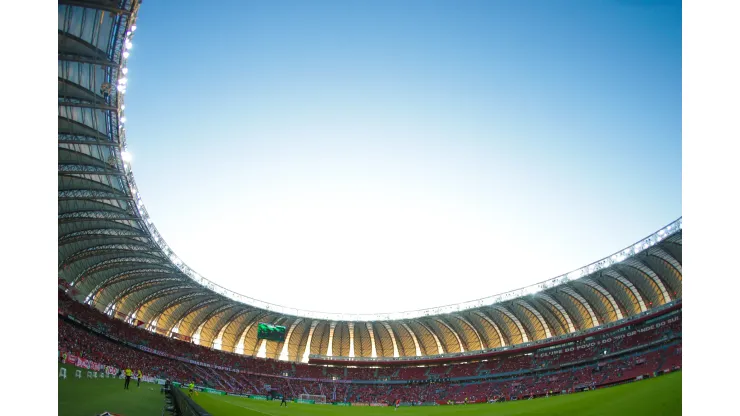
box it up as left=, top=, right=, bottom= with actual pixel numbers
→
left=123, top=0, right=681, bottom=315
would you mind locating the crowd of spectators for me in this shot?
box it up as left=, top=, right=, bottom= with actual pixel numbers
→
left=447, top=361, right=480, bottom=378
left=59, top=317, right=202, bottom=384
left=59, top=289, right=681, bottom=403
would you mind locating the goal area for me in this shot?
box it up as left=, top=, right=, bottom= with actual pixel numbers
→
left=298, top=393, right=326, bottom=404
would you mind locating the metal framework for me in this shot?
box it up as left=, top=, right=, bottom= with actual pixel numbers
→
left=58, top=1, right=683, bottom=362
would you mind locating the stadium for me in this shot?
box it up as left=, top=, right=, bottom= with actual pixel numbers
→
left=58, top=1, right=682, bottom=415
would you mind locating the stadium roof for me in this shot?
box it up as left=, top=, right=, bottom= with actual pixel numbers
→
left=58, top=0, right=683, bottom=362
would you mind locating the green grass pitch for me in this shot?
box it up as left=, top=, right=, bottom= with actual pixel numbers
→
left=58, top=361, right=681, bottom=416
left=194, top=372, right=681, bottom=416
left=58, top=363, right=165, bottom=416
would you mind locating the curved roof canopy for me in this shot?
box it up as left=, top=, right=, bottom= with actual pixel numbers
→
left=58, top=0, right=683, bottom=362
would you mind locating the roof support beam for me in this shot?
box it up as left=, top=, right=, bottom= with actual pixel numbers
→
left=581, top=278, right=624, bottom=320
left=279, top=319, right=303, bottom=361
left=59, top=138, right=120, bottom=147
left=416, top=321, right=444, bottom=355
left=452, top=314, right=484, bottom=351
left=516, top=300, right=553, bottom=339
left=326, top=322, right=337, bottom=357
left=59, top=101, right=117, bottom=111
left=560, top=287, right=600, bottom=328
left=493, top=305, right=529, bottom=343
left=603, top=270, right=647, bottom=312
left=84, top=268, right=176, bottom=301
left=233, top=313, right=269, bottom=355
left=59, top=0, right=134, bottom=15
left=210, top=308, right=250, bottom=351
left=192, top=304, right=239, bottom=346
left=536, top=294, right=576, bottom=333
left=365, top=322, right=378, bottom=359
left=111, top=285, right=191, bottom=316
left=650, top=247, right=682, bottom=274
left=473, top=311, right=506, bottom=346
left=348, top=322, right=355, bottom=358
left=61, top=243, right=156, bottom=269
left=169, top=298, right=221, bottom=337
left=629, top=258, right=672, bottom=304
left=150, top=293, right=202, bottom=332
left=401, top=323, right=422, bottom=356
left=434, top=318, right=465, bottom=353
left=58, top=54, right=117, bottom=68
left=301, top=321, right=319, bottom=362
left=381, top=322, right=400, bottom=358
left=59, top=229, right=144, bottom=246
left=113, top=279, right=183, bottom=315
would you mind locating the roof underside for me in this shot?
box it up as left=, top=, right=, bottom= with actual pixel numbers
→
left=58, top=0, right=683, bottom=362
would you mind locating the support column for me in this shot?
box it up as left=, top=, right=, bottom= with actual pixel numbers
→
left=381, top=322, right=399, bottom=357
left=301, top=320, right=318, bottom=363
left=326, top=322, right=337, bottom=357
left=279, top=319, right=302, bottom=361
left=236, top=320, right=259, bottom=355
left=366, top=322, right=377, bottom=358
left=348, top=322, right=355, bottom=358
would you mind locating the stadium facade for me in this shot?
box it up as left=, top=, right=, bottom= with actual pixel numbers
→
left=58, top=0, right=683, bottom=364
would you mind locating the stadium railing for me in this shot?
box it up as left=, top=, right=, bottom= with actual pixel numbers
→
left=171, top=388, right=212, bottom=416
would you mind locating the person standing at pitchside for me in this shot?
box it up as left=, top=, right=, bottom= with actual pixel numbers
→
left=123, top=367, right=132, bottom=390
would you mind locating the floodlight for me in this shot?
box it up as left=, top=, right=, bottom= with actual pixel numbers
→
left=131, top=25, right=137, bottom=31
left=122, top=67, right=128, bottom=74
left=120, top=116, right=126, bottom=123
left=121, top=151, right=132, bottom=163
left=123, top=51, right=130, bottom=59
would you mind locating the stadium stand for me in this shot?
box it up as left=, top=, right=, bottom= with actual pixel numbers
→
left=59, top=289, right=681, bottom=404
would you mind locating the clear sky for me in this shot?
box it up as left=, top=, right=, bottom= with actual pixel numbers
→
left=122, top=0, right=681, bottom=315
